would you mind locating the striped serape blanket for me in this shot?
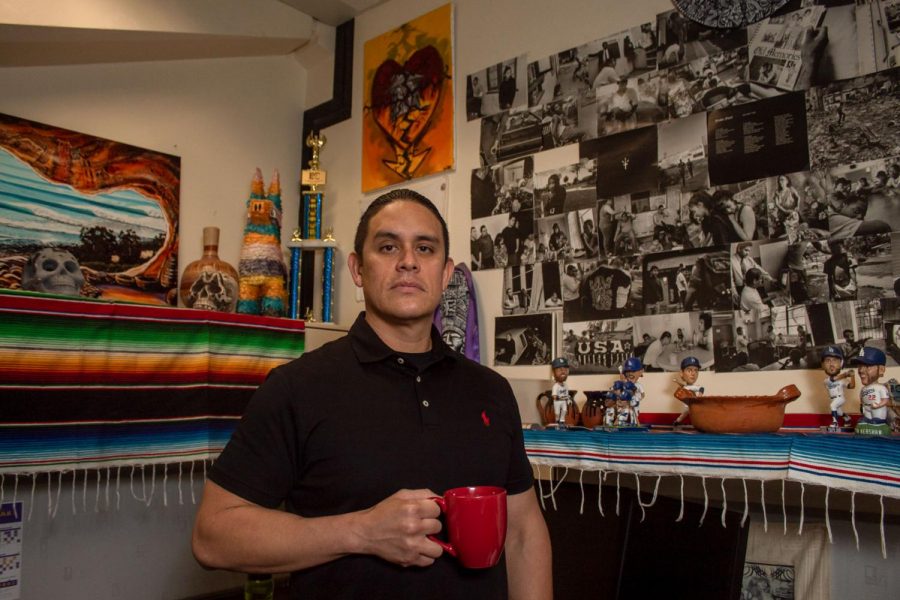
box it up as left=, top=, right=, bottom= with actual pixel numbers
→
left=0, top=291, right=304, bottom=475
left=525, top=428, right=900, bottom=500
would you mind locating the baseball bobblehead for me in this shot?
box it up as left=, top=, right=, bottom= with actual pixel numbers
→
left=820, top=345, right=855, bottom=432
left=621, top=357, right=645, bottom=425
left=673, top=356, right=704, bottom=428
left=550, top=357, right=574, bottom=429
left=850, top=347, right=893, bottom=436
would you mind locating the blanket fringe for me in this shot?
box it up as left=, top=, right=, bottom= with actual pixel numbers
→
left=0, top=459, right=214, bottom=517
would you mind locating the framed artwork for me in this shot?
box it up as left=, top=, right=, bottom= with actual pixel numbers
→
left=362, top=3, right=454, bottom=193
left=0, top=113, right=179, bottom=305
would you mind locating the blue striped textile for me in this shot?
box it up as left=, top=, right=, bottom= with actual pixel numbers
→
left=524, top=429, right=900, bottom=499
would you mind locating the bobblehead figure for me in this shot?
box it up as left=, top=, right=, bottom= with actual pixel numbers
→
left=673, top=356, right=704, bottom=428
left=850, top=347, right=891, bottom=435
left=820, top=345, right=855, bottom=431
left=551, top=357, right=573, bottom=428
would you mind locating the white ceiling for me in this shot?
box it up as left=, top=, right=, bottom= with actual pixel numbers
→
left=0, top=0, right=383, bottom=67
left=276, top=0, right=390, bottom=26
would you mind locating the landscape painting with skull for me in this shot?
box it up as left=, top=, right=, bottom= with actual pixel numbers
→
left=0, top=113, right=180, bottom=305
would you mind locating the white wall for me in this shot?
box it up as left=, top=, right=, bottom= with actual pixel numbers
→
left=0, top=15, right=308, bottom=600
left=0, top=55, right=306, bottom=292
left=318, top=0, right=896, bottom=417
left=1, top=0, right=897, bottom=597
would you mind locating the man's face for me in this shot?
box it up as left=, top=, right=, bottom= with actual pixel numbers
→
left=690, top=202, right=708, bottom=222
left=348, top=200, right=453, bottom=328
left=682, top=366, right=699, bottom=385
left=471, top=227, right=477, bottom=240
left=624, top=369, right=642, bottom=382
left=845, top=331, right=855, bottom=343
left=822, top=356, right=842, bottom=376
left=553, top=366, right=569, bottom=383
left=857, top=363, right=884, bottom=386
left=480, top=226, right=488, bottom=237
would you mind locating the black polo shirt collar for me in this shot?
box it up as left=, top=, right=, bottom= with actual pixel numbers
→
left=348, top=312, right=459, bottom=369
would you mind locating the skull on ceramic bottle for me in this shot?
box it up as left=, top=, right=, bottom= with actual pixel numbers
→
left=188, top=269, right=236, bottom=312
left=22, top=248, right=85, bottom=296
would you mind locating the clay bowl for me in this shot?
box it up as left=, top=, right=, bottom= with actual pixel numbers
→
left=674, top=385, right=801, bottom=433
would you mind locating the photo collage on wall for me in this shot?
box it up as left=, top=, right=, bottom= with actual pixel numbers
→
left=469, top=1, right=900, bottom=372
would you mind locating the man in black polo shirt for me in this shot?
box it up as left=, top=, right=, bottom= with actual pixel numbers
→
left=192, top=189, right=552, bottom=600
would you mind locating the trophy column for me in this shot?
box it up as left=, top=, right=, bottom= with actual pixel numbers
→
left=289, top=132, right=338, bottom=323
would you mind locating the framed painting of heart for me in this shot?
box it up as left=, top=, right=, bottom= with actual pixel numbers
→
left=362, top=3, right=454, bottom=193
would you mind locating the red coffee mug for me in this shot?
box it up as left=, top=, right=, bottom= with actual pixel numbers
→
left=428, top=486, right=507, bottom=569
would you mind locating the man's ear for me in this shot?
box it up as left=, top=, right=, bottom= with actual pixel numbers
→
left=347, top=252, right=364, bottom=288
left=441, top=257, right=455, bottom=290
left=878, top=365, right=886, bottom=378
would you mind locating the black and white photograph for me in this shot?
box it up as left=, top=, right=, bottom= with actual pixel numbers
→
left=594, top=70, right=668, bottom=138
left=681, top=47, right=760, bottom=112
left=714, top=307, right=774, bottom=373
left=479, top=107, right=550, bottom=166
left=535, top=214, right=573, bottom=263
left=502, top=262, right=561, bottom=315
left=718, top=295, right=808, bottom=372
left=823, top=233, right=894, bottom=302
left=826, top=155, right=900, bottom=237
left=747, top=5, right=825, bottom=92
left=600, top=191, right=685, bottom=258
left=560, top=317, right=634, bottom=374
left=655, top=8, right=748, bottom=70
left=805, top=67, right=900, bottom=172
left=731, top=239, right=788, bottom=313
left=470, top=214, right=506, bottom=272
left=470, top=211, right=533, bottom=271
left=861, top=0, right=900, bottom=75
left=657, top=112, right=710, bottom=191
left=707, top=91, right=810, bottom=186
left=534, top=160, right=597, bottom=218
left=764, top=171, right=829, bottom=242
left=493, top=313, right=554, bottom=366
left=540, top=95, right=588, bottom=150
left=529, top=25, right=658, bottom=110
left=633, top=310, right=716, bottom=371
left=782, top=238, right=831, bottom=306
left=583, top=124, right=659, bottom=198
left=564, top=208, right=600, bottom=260
left=827, top=299, right=896, bottom=366
left=561, top=256, right=640, bottom=322
left=741, top=562, right=794, bottom=600
left=643, top=246, right=733, bottom=314
left=657, top=64, right=702, bottom=119
left=680, top=187, right=764, bottom=248
left=465, top=55, right=528, bottom=121
left=470, top=157, right=534, bottom=220
left=717, top=177, right=770, bottom=240
left=881, top=296, right=900, bottom=366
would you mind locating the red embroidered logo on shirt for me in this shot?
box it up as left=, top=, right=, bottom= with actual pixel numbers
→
left=481, top=410, right=490, bottom=427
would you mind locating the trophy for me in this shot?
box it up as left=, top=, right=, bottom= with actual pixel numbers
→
left=288, top=132, right=337, bottom=322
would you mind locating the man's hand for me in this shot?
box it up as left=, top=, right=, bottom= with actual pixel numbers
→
left=351, top=489, right=444, bottom=567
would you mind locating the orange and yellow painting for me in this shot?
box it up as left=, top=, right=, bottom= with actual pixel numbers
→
left=362, top=3, right=454, bottom=193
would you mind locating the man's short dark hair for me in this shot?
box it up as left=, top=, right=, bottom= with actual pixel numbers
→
left=354, top=188, right=449, bottom=261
